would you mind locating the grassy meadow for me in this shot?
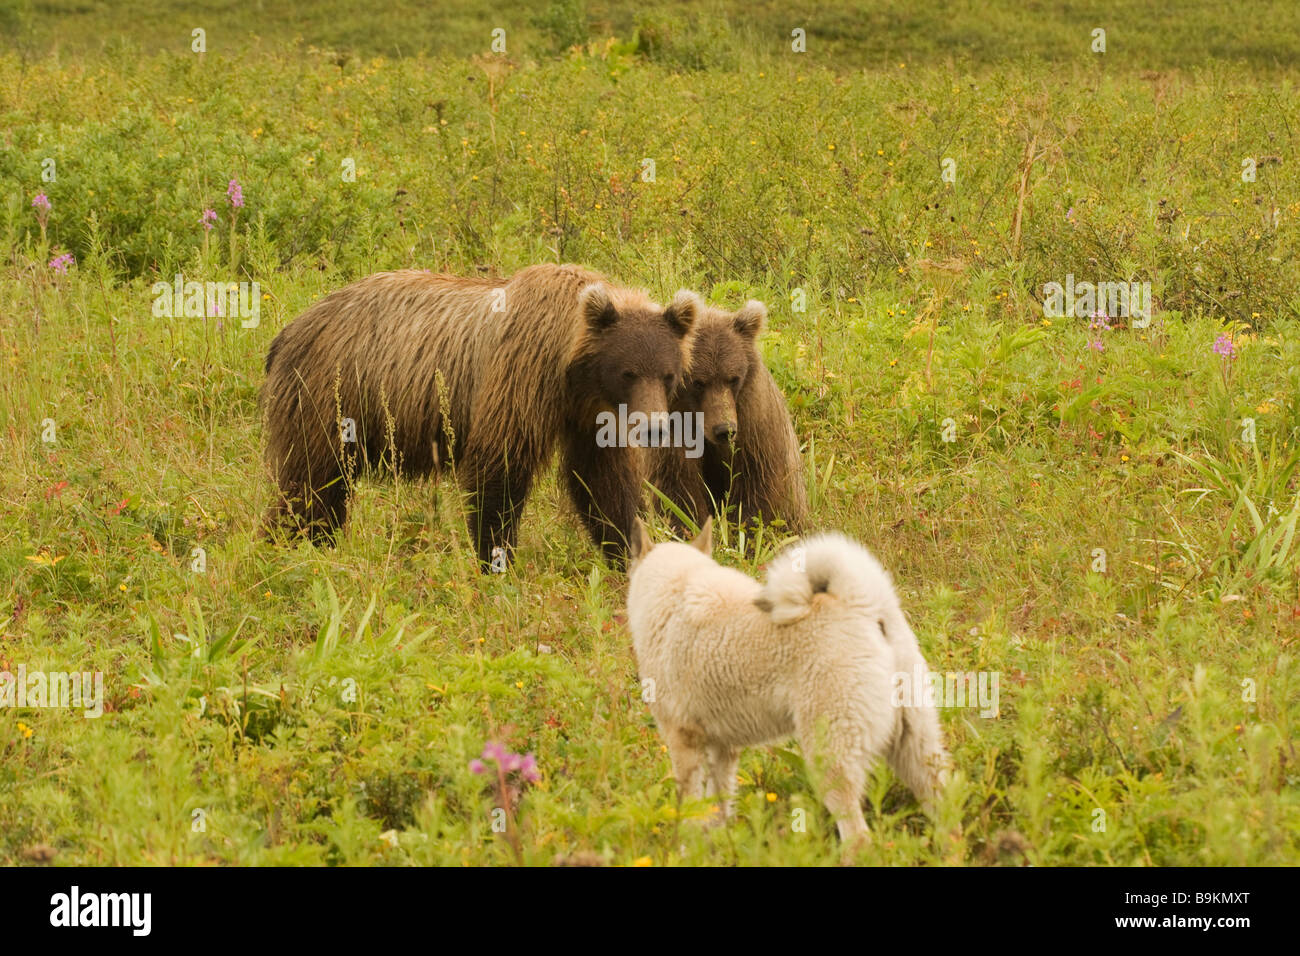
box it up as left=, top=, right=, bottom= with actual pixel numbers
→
left=1, top=1, right=1298, bottom=865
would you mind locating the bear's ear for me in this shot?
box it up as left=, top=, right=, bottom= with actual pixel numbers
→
left=663, top=290, right=702, bottom=338
left=580, top=283, right=618, bottom=330
left=733, top=300, right=767, bottom=338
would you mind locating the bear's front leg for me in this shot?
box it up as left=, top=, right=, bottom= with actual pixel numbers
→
left=264, top=444, right=352, bottom=543
left=463, top=462, right=535, bottom=573
left=561, top=436, right=641, bottom=568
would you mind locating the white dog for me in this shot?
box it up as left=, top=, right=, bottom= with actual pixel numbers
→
left=626, top=517, right=950, bottom=840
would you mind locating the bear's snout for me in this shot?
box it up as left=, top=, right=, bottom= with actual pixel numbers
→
left=626, top=379, right=672, bottom=422
left=710, top=421, right=737, bottom=444
left=646, top=411, right=671, bottom=445
left=699, top=385, right=739, bottom=447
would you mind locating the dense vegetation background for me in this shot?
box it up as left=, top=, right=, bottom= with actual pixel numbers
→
left=1, top=1, right=1297, bottom=864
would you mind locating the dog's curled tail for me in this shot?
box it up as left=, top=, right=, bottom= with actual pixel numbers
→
left=753, top=533, right=891, bottom=625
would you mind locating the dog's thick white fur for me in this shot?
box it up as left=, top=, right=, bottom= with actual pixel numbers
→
left=626, top=518, right=951, bottom=840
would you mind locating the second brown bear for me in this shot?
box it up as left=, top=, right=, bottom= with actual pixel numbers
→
left=261, top=264, right=700, bottom=568
left=650, top=299, right=807, bottom=534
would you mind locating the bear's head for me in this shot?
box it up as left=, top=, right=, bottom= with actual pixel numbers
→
left=571, top=283, right=700, bottom=440
left=675, top=300, right=767, bottom=447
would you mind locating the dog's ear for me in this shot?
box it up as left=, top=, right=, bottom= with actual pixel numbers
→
left=690, top=516, right=713, bottom=555
left=630, top=518, right=653, bottom=562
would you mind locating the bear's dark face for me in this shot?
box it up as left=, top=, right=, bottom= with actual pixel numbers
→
left=575, top=285, right=700, bottom=443
left=676, top=301, right=766, bottom=447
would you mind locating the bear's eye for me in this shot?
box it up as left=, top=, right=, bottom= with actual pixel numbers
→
left=728, top=375, right=742, bottom=388
left=663, top=374, right=676, bottom=389
left=622, top=370, right=636, bottom=380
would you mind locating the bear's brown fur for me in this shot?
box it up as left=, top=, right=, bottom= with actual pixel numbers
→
left=261, top=264, right=700, bottom=567
left=650, top=300, right=807, bottom=533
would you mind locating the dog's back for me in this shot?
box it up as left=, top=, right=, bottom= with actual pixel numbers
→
left=627, top=526, right=950, bottom=839
left=629, top=534, right=904, bottom=748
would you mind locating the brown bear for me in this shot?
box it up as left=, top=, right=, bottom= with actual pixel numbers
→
left=261, top=264, right=700, bottom=568
left=649, top=299, right=807, bottom=533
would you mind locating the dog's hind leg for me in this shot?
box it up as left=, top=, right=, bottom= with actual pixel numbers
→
left=885, top=645, right=951, bottom=809
left=887, top=696, right=951, bottom=811
left=796, top=718, right=872, bottom=841
left=821, top=758, right=870, bottom=842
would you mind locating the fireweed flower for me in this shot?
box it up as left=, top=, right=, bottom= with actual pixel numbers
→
left=1213, top=334, right=1236, bottom=358
left=49, top=253, right=74, bottom=274
left=518, top=754, right=540, bottom=783
left=1088, top=310, right=1109, bottom=330
left=471, top=741, right=540, bottom=783
left=227, top=178, right=244, bottom=208
left=32, top=194, right=51, bottom=232
left=201, top=208, right=218, bottom=230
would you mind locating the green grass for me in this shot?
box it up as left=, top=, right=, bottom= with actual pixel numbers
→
left=8, top=0, right=1300, bottom=69
left=0, top=1, right=1297, bottom=865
